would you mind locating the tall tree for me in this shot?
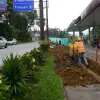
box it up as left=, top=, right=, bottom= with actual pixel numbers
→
left=0, top=0, right=38, bottom=40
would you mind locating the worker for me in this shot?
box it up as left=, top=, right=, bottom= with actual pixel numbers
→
left=77, top=37, right=89, bottom=67
left=49, top=40, right=52, bottom=45
left=69, top=37, right=78, bottom=62
left=59, top=40, right=61, bottom=45
left=56, top=39, right=58, bottom=46
left=96, top=36, right=100, bottom=49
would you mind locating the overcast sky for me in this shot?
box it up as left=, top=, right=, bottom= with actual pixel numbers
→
left=48, top=0, right=92, bottom=30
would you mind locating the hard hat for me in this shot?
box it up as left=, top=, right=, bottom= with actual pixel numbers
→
left=78, top=37, right=81, bottom=41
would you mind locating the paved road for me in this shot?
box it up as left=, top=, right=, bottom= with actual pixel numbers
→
left=0, top=42, right=39, bottom=66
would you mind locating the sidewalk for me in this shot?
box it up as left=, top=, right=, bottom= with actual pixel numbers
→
left=85, top=45, right=100, bottom=55
left=64, top=85, right=100, bottom=100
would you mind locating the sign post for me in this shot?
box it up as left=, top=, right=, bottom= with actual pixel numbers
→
left=0, top=0, right=6, bottom=12
left=13, top=0, right=34, bottom=11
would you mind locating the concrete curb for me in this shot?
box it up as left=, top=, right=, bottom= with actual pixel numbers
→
left=61, top=79, right=67, bottom=100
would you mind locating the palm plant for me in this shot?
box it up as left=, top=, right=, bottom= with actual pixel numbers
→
left=1, top=53, right=27, bottom=95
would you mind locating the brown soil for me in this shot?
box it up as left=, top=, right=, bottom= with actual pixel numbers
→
left=52, top=46, right=100, bottom=86
left=56, top=67, right=100, bottom=86
left=88, top=59, right=100, bottom=76
left=52, top=46, right=80, bottom=69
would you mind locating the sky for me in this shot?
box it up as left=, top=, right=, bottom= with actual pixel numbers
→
left=48, top=0, right=92, bottom=30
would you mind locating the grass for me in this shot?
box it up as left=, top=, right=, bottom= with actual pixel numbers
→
left=31, top=55, right=64, bottom=100
left=14, top=54, right=64, bottom=100
left=17, top=40, right=32, bottom=44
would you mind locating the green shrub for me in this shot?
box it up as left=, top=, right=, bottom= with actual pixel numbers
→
left=40, top=40, right=49, bottom=52
left=1, top=53, right=28, bottom=95
left=30, top=48, right=45, bottom=65
left=20, top=52, right=39, bottom=83
left=0, top=76, right=10, bottom=100
left=21, top=52, right=35, bottom=70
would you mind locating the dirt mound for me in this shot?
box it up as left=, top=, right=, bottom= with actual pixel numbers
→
left=56, top=67, right=99, bottom=86
left=52, top=46, right=80, bottom=69
left=52, top=46, right=100, bottom=86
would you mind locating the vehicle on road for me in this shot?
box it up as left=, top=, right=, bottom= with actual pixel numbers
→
left=0, top=37, right=8, bottom=48
left=7, top=38, right=17, bottom=45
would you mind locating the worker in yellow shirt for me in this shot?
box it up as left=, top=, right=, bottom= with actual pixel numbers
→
left=76, top=37, right=89, bottom=67
left=69, top=37, right=78, bottom=61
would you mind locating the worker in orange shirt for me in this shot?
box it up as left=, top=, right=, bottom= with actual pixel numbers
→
left=77, top=37, right=89, bottom=67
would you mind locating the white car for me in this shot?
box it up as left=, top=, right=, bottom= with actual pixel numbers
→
left=7, top=38, right=17, bottom=45
left=0, top=37, right=8, bottom=48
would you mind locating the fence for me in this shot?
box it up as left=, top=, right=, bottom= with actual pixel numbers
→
left=49, top=37, right=69, bottom=48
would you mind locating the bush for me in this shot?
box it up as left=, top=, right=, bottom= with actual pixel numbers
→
left=0, top=76, right=10, bottom=100
left=21, top=52, right=39, bottom=83
left=1, top=53, right=28, bottom=95
left=30, top=48, right=45, bottom=66
left=40, top=40, right=49, bottom=52
left=21, top=52, right=35, bottom=70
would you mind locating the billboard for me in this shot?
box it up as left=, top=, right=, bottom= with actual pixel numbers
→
left=0, top=0, right=6, bottom=12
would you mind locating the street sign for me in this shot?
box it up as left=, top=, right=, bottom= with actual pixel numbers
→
left=14, top=0, right=34, bottom=3
left=14, top=4, right=34, bottom=11
left=13, top=0, right=34, bottom=11
left=0, top=0, right=7, bottom=12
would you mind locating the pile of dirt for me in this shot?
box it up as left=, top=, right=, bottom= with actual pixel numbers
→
left=52, top=46, right=80, bottom=69
left=52, top=46, right=100, bottom=86
left=56, top=67, right=100, bottom=86
left=88, top=59, right=100, bottom=76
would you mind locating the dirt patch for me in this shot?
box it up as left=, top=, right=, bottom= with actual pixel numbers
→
left=52, top=46, right=100, bottom=86
left=52, top=46, right=80, bottom=69
left=56, top=67, right=100, bottom=86
left=88, top=59, right=100, bottom=76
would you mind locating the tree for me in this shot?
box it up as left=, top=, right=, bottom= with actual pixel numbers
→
left=49, top=28, right=67, bottom=38
left=0, top=0, right=38, bottom=41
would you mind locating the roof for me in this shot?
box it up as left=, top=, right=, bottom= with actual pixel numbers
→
left=67, top=0, right=100, bottom=32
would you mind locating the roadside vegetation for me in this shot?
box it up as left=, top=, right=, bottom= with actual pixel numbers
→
left=0, top=0, right=37, bottom=42
left=0, top=41, right=64, bottom=100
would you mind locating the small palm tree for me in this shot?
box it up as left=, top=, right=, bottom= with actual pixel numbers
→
left=1, top=53, right=27, bottom=95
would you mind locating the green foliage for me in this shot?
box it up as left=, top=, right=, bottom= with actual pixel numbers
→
left=22, top=83, right=37, bottom=100
left=95, top=27, right=100, bottom=37
left=14, top=55, right=64, bottom=100
left=22, top=55, right=64, bottom=100
left=0, top=83, right=10, bottom=100
left=0, top=76, right=10, bottom=100
left=30, top=48, right=45, bottom=65
left=40, top=40, right=49, bottom=52
left=49, top=28, right=67, bottom=38
left=21, top=52, right=35, bottom=70
left=1, top=53, right=28, bottom=95
left=0, top=0, right=38, bottom=41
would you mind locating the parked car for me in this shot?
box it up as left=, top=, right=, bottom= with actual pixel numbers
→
left=7, top=38, right=17, bottom=45
left=0, top=37, right=8, bottom=48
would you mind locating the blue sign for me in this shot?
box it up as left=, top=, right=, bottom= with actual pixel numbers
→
left=0, top=0, right=6, bottom=12
left=14, top=0, right=34, bottom=11
left=14, top=0, right=34, bottom=3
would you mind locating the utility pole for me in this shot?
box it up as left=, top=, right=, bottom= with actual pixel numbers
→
left=39, top=0, right=44, bottom=40
left=46, top=0, right=49, bottom=41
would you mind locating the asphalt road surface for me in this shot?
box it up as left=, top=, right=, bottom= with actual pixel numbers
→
left=0, top=42, right=39, bottom=66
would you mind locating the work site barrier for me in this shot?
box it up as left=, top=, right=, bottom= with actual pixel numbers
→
left=49, top=37, right=69, bottom=48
